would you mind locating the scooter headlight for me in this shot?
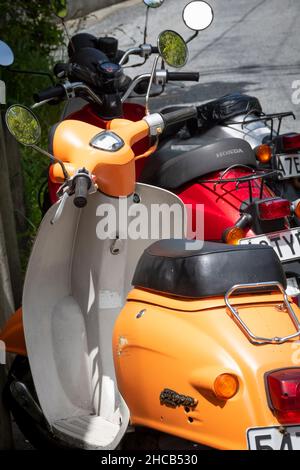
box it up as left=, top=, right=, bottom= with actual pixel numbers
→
left=90, top=131, right=124, bottom=152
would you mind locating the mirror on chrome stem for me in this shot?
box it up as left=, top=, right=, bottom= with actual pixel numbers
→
left=5, top=105, right=41, bottom=146
left=158, top=30, right=188, bottom=68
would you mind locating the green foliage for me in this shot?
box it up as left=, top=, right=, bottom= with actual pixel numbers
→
left=0, top=0, right=65, bottom=241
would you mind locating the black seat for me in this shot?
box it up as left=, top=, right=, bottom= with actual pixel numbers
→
left=132, top=240, right=286, bottom=299
left=196, top=93, right=262, bottom=129
left=139, top=137, right=256, bottom=190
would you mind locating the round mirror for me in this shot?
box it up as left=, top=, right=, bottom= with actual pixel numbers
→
left=158, top=30, right=188, bottom=68
left=183, top=1, right=214, bottom=31
left=6, top=105, right=41, bottom=146
left=143, top=0, right=164, bottom=8
left=0, top=40, right=14, bottom=67
left=50, top=0, right=68, bottom=19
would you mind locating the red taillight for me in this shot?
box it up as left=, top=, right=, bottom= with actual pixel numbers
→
left=282, top=134, right=300, bottom=151
left=267, top=369, right=300, bottom=424
left=258, top=198, right=291, bottom=220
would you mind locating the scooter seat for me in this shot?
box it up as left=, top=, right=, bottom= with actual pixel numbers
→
left=140, top=137, right=256, bottom=190
left=132, top=240, right=286, bottom=299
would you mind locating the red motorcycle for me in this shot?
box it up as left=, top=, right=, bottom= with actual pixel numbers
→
left=31, top=11, right=300, bottom=296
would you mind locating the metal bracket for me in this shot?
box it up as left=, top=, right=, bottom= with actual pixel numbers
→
left=110, top=237, right=124, bottom=255
left=0, top=80, right=6, bottom=105
left=225, top=282, right=300, bottom=345
left=62, top=80, right=76, bottom=99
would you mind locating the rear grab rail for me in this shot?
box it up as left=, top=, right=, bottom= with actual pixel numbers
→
left=225, top=282, right=300, bottom=345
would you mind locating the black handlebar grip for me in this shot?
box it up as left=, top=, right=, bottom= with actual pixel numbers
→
left=33, top=84, right=66, bottom=103
left=161, top=107, right=198, bottom=128
left=167, top=71, right=200, bottom=82
left=74, top=175, right=91, bottom=208
left=151, top=46, right=159, bottom=53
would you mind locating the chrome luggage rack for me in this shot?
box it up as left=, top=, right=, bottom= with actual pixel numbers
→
left=225, top=282, right=300, bottom=345
left=199, top=164, right=279, bottom=201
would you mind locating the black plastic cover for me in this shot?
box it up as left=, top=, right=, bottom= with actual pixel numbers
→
left=132, top=240, right=286, bottom=299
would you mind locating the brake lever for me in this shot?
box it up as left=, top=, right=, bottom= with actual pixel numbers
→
left=51, top=178, right=74, bottom=225
left=50, top=190, right=69, bottom=225
left=31, top=98, right=57, bottom=109
left=51, top=171, right=96, bottom=225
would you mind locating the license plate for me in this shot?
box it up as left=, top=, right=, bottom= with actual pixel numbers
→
left=239, top=227, right=300, bottom=262
left=248, top=425, right=300, bottom=450
left=276, top=154, right=300, bottom=179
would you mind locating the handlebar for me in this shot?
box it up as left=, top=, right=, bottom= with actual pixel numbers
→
left=33, top=84, right=66, bottom=103
left=73, top=173, right=91, bottom=208
left=144, top=108, right=197, bottom=136
left=167, top=71, right=200, bottom=82
left=160, top=107, right=197, bottom=128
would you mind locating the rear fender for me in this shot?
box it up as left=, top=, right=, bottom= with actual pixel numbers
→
left=0, top=308, right=26, bottom=356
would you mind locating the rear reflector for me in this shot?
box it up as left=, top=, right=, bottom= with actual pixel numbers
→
left=258, top=198, right=291, bottom=220
left=283, top=134, right=300, bottom=151
left=267, top=368, right=300, bottom=424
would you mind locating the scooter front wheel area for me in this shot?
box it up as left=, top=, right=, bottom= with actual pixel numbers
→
left=3, top=356, right=71, bottom=449
left=4, top=356, right=209, bottom=450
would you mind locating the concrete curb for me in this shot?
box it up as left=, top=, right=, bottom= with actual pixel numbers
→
left=67, top=0, right=127, bottom=20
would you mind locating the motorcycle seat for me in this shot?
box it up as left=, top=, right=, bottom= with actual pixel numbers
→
left=132, top=240, right=286, bottom=299
left=140, top=137, right=256, bottom=190
left=196, top=93, right=262, bottom=128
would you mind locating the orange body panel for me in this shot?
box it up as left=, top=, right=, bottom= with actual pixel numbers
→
left=0, top=308, right=26, bottom=356
left=50, top=119, right=149, bottom=197
left=113, top=290, right=300, bottom=450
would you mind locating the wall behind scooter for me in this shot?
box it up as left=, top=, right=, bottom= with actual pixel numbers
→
left=67, top=0, right=126, bottom=20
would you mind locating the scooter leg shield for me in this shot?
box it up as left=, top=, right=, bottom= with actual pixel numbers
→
left=0, top=308, right=27, bottom=356
left=113, top=289, right=300, bottom=450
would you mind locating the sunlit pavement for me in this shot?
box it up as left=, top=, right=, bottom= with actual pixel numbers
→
left=75, top=0, right=300, bottom=132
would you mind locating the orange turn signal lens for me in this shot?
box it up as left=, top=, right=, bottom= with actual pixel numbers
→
left=214, top=374, right=239, bottom=400
left=223, top=226, right=246, bottom=245
left=255, top=144, right=272, bottom=163
left=294, top=199, right=300, bottom=219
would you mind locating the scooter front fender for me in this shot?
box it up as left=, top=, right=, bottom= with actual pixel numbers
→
left=0, top=308, right=26, bottom=356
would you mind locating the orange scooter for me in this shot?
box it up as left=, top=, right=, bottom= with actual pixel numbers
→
left=2, top=35, right=300, bottom=451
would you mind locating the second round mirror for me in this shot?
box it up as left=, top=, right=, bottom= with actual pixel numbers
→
left=183, top=1, right=214, bottom=31
left=0, top=40, right=14, bottom=66
left=143, top=0, right=164, bottom=8
left=158, top=30, right=188, bottom=68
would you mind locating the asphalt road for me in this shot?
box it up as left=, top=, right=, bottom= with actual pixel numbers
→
left=13, top=0, right=300, bottom=450
left=76, top=0, right=300, bottom=132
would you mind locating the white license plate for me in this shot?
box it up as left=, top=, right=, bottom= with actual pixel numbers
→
left=276, top=154, right=300, bottom=179
left=239, top=227, right=300, bottom=262
left=248, top=425, right=300, bottom=450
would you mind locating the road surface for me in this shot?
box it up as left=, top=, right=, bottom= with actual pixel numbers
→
left=71, top=0, right=300, bottom=132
